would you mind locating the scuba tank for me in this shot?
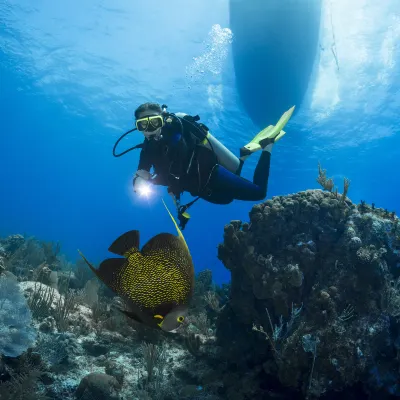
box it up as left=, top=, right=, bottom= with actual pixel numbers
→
left=174, top=112, right=241, bottom=174
left=199, top=130, right=240, bottom=174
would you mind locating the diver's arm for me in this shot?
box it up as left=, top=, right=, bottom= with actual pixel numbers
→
left=133, top=142, right=153, bottom=192
left=137, top=141, right=153, bottom=172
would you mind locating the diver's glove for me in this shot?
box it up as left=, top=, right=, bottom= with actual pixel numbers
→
left=133, top=169, right=152, bottom=193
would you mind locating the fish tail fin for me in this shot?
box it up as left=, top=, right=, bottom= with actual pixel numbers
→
left=161, top=198, right=189, bottom=250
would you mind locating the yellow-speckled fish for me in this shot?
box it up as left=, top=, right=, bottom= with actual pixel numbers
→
left=78, top=199, right=194, bottom=332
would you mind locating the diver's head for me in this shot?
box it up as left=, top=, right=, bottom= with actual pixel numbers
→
left=135, top=102, right=164, bottom=139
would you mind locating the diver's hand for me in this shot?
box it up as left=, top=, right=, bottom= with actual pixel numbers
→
left=133, top=169, right=152, bottom=193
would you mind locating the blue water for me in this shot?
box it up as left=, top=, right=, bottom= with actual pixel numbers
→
left=1, top=0, right=399, bottom=285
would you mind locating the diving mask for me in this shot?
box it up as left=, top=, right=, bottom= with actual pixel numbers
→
left=136, top=115, right=164, bottom=133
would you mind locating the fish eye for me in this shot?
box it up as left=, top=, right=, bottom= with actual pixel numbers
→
left=177, top=316, right=185, bottom=323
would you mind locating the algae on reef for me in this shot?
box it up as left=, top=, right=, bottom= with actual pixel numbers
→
left=217, top=189, right=400, bottom=399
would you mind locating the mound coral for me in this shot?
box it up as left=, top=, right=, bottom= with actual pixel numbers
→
left=217, top=189, right=400, bottom=398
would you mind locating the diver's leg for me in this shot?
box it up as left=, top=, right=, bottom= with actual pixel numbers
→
left=207, top=140, right=273, bottom=201
left=208, top=139, right=273, bottom=201
left=207, top=166, right=265, bottom=201
left=252, top=141, right=272, bottom=192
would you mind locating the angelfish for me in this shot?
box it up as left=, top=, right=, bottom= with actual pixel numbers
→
left=78, top=199, right=194, bottom=332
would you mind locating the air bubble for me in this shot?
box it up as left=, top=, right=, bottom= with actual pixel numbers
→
left=185, top=24, right=233, bottom=83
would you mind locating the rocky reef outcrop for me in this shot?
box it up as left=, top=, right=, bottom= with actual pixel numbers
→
left=217, top=189, right=400, bottom=399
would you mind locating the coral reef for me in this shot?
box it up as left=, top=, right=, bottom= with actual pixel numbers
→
left=1, top=186, right=399, bottom=399
left=217, top=189, right=400, bottom=399
left=0, top=235, right=221, bottom=400
left=0, top=274, right=37, bottom=357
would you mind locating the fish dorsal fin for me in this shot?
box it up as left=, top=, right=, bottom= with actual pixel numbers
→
left=108, top=230, right=140, bottom=256
left=141, top=233, right=182, bottom=255
left=161, top=198, right=189, bottom=251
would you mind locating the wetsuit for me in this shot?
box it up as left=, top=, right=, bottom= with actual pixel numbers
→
left=136, top=115, right=271, bottom=205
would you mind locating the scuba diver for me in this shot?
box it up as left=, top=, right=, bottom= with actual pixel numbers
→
left=113, top=102, right=295, bottom=229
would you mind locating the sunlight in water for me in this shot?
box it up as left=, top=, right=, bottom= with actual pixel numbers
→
left=312, top=0, right=400, bottom=119
left=303, top=0, right=400, bottom=147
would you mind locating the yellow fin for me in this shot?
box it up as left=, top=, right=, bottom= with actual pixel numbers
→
left=162, top=198, right=189, bottom=251
left=242, top=105, right=296, bottom=153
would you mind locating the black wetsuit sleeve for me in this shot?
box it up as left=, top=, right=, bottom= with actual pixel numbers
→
left=137, top=141, right=153, bottom=172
